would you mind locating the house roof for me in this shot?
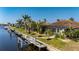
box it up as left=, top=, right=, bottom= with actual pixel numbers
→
left=51, top=20, right=79, bottom=29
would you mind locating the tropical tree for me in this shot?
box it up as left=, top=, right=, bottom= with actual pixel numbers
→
left=44, top=29, right=53, bottom=36
left=41, top=18, right=48, bottom=33
left=36, top=20, right=41, bottom=33
left=31, top=20, right=37, bottom=31
left=36, top=18, right=49, bottom=34
left=69, top=17, right=74, bottom=21
left=43, top=18, right=47, bottom=23
left=57, top=19, right=60, bottom=21
left=16, top=19, right=23, bottom=28
left=65, top=27, right=75, bottom=38
left=22, top=14, right=32, bottom=33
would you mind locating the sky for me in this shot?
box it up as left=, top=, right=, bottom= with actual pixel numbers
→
left=0, top=7, right=79, bottom=24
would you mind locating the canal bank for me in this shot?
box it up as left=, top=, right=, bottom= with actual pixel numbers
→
left=8, top=26, right=60, bottom=51
left=6, top=26, right=48, bottom=51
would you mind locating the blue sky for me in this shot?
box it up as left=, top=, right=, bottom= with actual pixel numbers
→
left=0, top=7, right=79, bottom=24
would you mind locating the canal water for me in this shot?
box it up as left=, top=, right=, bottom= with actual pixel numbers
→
left=0, top=26, right=32, bottom=51
left=0, top=26, right=48, bottom=51
left=0, top=26, right=19, bottom=51
left=0, top=26, right=35, bottom=51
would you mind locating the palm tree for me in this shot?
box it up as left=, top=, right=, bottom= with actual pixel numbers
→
left=31, top=20, right=37, bottom=31
left=36, top=21, right=40, bottom=33
left=16, top=19, right=23, bottom=28
left=36, top=19, right=48, bottom=34
left=37, top=19, right=47, bottom=33
left=57, top=19, right=60, bottom=22
left=43, top=18, right=47, bottom=23
left=69, top=17, right=74, bottom=21
left=22, top=14, right=32, bottom=33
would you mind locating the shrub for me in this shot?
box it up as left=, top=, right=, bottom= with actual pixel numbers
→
left=55, top=34, right=60, bottom=38
left=45, top=29, right=53, bottom=36
left=60, top=34, right=65, bottom=39
left=65, top=29, right=79, bottom=40
left=55, top=33, right=65, bottom=39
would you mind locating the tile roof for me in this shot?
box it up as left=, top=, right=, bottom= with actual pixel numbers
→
left=51, top=20, right=79, bottom=29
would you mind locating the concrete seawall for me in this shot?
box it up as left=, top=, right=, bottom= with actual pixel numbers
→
left=9, top=27, right=48, bottom=51
left=5, top=26, right=60, bottom=51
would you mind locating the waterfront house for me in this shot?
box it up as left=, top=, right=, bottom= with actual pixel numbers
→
left=49, top=20, right=79, bottom=34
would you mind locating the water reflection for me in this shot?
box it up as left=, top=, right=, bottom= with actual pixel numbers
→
left=0, top=26, right=47, bottom=51
left=7, top=30, right=30, bottom=51
left=7, top=30, right=22, bottom=51
left=0, top=27, right=17, bottom=51
left=7, top=30, right=12, bottom=40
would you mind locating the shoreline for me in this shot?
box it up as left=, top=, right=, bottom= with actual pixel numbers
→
left=9, top=26, right=60, bottom=51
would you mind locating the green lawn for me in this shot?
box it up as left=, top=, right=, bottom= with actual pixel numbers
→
left=10, top=26, right=67, bottom=50
left=38, top=38, right=67, bottom=50
left=11, top=26, right=79, bottom=51
left=10, top=26, right=28, bottom=34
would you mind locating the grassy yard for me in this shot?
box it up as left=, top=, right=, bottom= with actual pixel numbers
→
left=10, top=26, right=29, bottom=34
left=38, top=37, right=79, bottom=51
left=10, top=26, right=79, bottom=51
left=62, top=40, right=79, bottom=51
left=38, top=38, right=67, bottom=50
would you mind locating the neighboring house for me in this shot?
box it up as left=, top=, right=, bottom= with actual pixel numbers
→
left=49, top=20, right=79, bottom=34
